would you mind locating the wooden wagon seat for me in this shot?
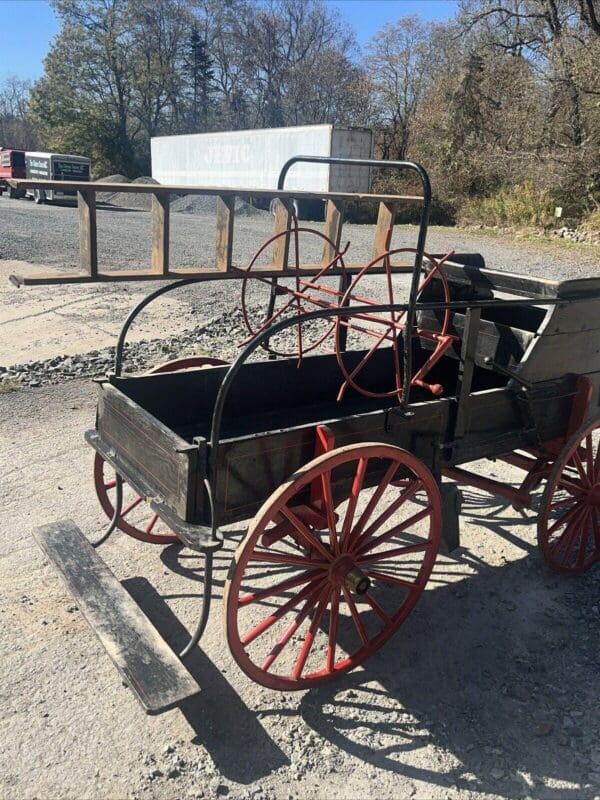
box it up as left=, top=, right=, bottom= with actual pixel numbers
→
left=418, top=262, right=600, bottom=374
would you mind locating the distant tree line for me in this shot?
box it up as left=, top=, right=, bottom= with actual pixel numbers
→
left=0, top=0, right=598, bottom=225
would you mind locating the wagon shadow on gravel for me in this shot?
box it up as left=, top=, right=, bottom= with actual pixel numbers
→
left=290, top=492, right=600, bottom=800
left=123, top=574, right=290, bottom=784
left=127, top=491, right=599, bottom=795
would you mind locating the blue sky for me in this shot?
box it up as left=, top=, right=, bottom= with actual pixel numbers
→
left=0, top=0, right=458, bottom=82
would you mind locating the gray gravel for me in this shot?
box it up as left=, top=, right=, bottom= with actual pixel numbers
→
left=1, top=193, right=599, bottom=278
left=2, top=195, right=600, bottom=798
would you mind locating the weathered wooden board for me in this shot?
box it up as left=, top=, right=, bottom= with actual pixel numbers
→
left=77, top=190, right=97, bottom=277
left=97, top=383, right=198, bottom=521
left=215, top=195, right=235, bottom=271
left=34, top=520, right=200, bottom=715
left=151, top=194, right=170, bottom=274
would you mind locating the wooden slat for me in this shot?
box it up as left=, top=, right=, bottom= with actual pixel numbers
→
left=9, top=264, right=416, bottom=287
left=373, top=201, right=396, bottom=259
left=321, top=198, right=345, bottom=265
left=272, top=199, right=294, bottom=269
left=215, top=195, right=235, bottom=271
left=151, top=193, right=170, bottom=274
left=12, top=178, right=423, bottom=205
left=77, top=190, right=97, bottom=277
left=34, top=520, right=201, bottom=715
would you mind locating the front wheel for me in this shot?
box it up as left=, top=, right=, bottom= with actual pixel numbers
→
left=225, top=442, right=442, bottom=690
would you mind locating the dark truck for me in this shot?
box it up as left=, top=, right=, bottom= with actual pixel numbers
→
left=24, top=151, right=91, bottom=203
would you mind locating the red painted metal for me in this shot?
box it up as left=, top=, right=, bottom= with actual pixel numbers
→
left=0, top=148, right=26, bottom=180
left=224, top=443, right=442, bottom=690
left=334, top=249, right=456, bottom=402
left=93, top=356, right=228, bottom=544
left=239, top=224, right=347, bottom=358
left=241, top=221, right=457, bottom=400
left=538, top=415, right=600, bottom=574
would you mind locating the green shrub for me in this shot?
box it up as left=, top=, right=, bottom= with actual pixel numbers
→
left=459, top=182, right=556, bottom=229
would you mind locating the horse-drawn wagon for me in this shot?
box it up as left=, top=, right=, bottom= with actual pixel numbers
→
left=12, top=159, right=600, bottom=714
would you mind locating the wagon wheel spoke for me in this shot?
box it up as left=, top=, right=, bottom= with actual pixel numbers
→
left=279, top=506, right=334, bottom=562
left=326, top=585, right=341, bottom=674
left=341, top=585, right=369, bottom=645
left=238, top=568, right=324, bottom=607
left=292, top=587, right=332, bottom=680
left=241, top=578, right=328, bottom=647
left=248, top=550, right=328, bottom=569
left=357, top=542, right=429, bottom=564
left=261, top=583, right=325, bottom=672
left=225, top=443, right=442, bottom=690
left=353, top=486, right=426, bottom=555
left=357, top=506, right=431, bottom=557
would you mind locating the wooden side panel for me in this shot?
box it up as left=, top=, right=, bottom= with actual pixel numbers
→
left=539, top=301, right=600, bottom=336
left=151, top=193, right=170, bottom=274
left=97, top=384, right=195, bottom=520
left=34, top=520, right=200, bottom=715
left=321, top=198, right=345, bottom=265
left=78, top=190, right=98, bottom=277
left=518, top=330, right=600, bottom=382
left=272, top=199, right=294, bottom=269
left=373, top=201, right=396, bottom=259
left=213, top=399, right=450, bottom=526
left=215, top=195, right=235, bottom=271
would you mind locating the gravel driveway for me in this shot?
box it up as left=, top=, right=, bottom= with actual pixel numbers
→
left=1, top=195, right=600, bottom=799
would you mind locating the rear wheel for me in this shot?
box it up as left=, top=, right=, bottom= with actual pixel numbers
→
left=538, top=416, right=600, bottom=574
left=225, top=443, right=442, bottom=689
left=93, top=355, right=228, bottom=544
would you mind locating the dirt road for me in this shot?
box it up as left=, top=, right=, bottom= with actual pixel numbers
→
left=1, top=379, right=599, bottom=800
left=1, top=200, right=600, bottom=799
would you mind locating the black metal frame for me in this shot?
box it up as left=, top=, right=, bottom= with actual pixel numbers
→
left=277, top=156, right=432, bottom=410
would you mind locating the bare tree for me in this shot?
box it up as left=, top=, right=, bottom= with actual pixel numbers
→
left=365, top=16, right=433, bottom=160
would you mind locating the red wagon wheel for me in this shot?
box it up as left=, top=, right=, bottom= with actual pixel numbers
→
left=334, top=249, right=454, bottom=401
left=224, top=443, right=442, bottom=690
left=240, top=225, right=347, bottom=358
left=94, top=356, right=228, bottom=545
left=538, top=416, right=600, bottom=574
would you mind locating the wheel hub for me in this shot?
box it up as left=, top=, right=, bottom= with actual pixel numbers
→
left=329, top=555, right=370, bottom=595
left=588, top=483, right=600, bottom=507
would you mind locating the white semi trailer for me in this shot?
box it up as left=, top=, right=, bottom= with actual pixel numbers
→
left=150, top=124, right=373, bottom=216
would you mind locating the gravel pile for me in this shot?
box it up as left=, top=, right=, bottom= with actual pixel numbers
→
left=170, top=193, right=268, bottom=217
left=106, top=175, right=159, bottom=210
left=96, top=173, right=131, bottom=204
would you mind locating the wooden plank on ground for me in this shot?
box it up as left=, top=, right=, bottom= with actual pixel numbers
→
left=34, top=520, right=200, bottom=715
left=151, top=193, right=170, bottom=274
left=215, top=195, right=235, bottom=271
left=78, top=190, right=98, bottom=277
